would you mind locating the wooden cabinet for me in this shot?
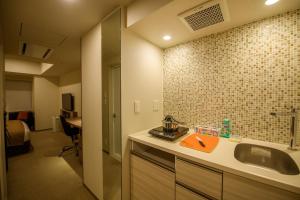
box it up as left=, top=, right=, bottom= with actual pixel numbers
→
left=176, top=158, right=222, bottom=200
left=176, top=184, right=209, bottom=200
left=130, top=141, right=300, bottom=200
left=131, top=154, right=175, bottom=200
left=223, top=172, right=300, bottom=200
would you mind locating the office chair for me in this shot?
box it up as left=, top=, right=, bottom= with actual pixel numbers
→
left=59, top=115, right=79, bottom=157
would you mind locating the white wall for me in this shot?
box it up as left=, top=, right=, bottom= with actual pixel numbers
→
left=121, top=29, right=163, bottom=200
left=0, top=19, right=7, bottom=200
left=5, top=58, right=41, bottom=75
left=59, top=70, right=81, bottom=116
left=33, top=77, right=59, bottom=130
left=5, top=80, right=32, bottom=112
left=81, top=23, right=103, bottom=199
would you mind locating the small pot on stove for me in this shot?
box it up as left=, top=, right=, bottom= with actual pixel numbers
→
left=162, top=115, right=185, bottom=132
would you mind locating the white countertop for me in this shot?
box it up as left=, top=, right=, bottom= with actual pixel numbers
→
left=129, top=129, right=300, bottom=194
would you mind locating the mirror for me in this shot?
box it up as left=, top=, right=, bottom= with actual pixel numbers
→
left=101, top=8, right=122, bottom=200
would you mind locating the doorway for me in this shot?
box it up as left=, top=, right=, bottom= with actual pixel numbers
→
left=110, top=66, right=121, bottom=162
left=101, top=8, right=122, bottom=200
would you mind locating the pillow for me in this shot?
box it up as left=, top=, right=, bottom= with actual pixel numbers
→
left=17, top=111, right=28, bottom=120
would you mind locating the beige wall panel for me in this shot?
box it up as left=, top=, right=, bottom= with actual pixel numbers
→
left=81, top=23, right=103, bottom=199
left=121, top=28, right=163, bottom=200
left=33, top=77, right=59, bottom=130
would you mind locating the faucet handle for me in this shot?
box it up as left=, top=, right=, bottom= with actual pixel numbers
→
left=270, top=107, right=299, bottom=116
left=270, top=107, right=299, bottom=150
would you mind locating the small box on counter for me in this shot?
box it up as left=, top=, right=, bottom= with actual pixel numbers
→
left=194, top=126, right=221, bottom=137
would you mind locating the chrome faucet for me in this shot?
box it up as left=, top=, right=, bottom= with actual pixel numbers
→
left=270, top=107, right=298, bottom=150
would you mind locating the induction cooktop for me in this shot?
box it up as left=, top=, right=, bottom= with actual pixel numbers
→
left=148, top=126, right=189, bottom=141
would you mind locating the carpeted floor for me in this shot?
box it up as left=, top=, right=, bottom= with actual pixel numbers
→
left=7, top=130, right=96, bottom=200
left=103, top=152, right=121, bottom=200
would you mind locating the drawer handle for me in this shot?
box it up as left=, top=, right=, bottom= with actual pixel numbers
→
left=177, top=157, right=222, bottom=174
left=132, top=151, right=175, bottom=172
left=176, top=181, right=217, bottom=200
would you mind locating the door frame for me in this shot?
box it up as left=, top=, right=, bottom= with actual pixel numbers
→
left=108, top=65, right=121, bottom=162
left=0, top=41, right=7, bottom=200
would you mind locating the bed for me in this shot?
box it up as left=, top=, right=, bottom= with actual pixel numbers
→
left=5, top=111, right=33, bottom=156
left=8, top=111, right=35, bottom=131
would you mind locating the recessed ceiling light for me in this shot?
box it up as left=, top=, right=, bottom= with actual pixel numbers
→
left=163, top=35, right=172, bottom=41
left=64, top=0, right=77, bottom=3
left=265, top=0, right=279, bottom=6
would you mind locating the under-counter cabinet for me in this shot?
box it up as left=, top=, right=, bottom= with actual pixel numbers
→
left=223, top=172, right=300, bottom=200
left=131, top=154, right=175, bottom=200
left=176, top=158, right=222, bottom=200
left=130, top=140, right=300, bottom=200
left=176, top=184, right=209, bottom=200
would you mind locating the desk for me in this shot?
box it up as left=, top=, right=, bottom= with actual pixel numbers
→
left=66, top=117, right=82, bottom=129
left=65, top=117, right=83, bottom=163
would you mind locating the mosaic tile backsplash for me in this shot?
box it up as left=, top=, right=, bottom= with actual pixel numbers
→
left=163, top=10, right=300, bottom=144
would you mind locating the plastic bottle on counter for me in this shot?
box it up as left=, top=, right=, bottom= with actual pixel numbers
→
left=220, top=118, right=231, bottom=138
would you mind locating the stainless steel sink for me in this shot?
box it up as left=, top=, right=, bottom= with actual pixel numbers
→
left=234, top=143, right=300, bottom=175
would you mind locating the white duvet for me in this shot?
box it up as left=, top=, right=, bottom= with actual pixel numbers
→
left=21, top=121, right=31, bottom=142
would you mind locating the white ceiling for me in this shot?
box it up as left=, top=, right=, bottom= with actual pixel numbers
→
left=3, top=0, right=299, bottom=77
left=128, top=0, right=300, bottom=49
left=2, top=0, right=132, bottom=76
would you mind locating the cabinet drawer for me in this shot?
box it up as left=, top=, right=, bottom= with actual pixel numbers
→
left=176, top=158, right=222, bottom=200
left=131, top=154, right=175, bottom=200
left=223, top=172, right=300, bottom=200
left=176, top=184, right=209, bottom=200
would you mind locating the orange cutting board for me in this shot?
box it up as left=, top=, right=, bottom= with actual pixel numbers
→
left=180, top=133, right=219, bottom=153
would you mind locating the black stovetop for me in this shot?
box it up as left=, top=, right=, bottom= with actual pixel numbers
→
left=148, top=126, right=189, bottom=141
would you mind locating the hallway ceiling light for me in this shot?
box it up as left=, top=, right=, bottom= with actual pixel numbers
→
left=64, top=0, right=77, bottom=3
left=265, top=0, right=279, bottom=6
left=163, top=35, right=172, bottom=41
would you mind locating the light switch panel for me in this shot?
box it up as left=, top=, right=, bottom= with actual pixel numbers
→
left=134, top=100, right=141, bottom=113
left=153, top=100, right=159, bottom=112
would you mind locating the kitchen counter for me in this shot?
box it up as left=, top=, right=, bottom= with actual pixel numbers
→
left=129, top=129, right=300, bottom=194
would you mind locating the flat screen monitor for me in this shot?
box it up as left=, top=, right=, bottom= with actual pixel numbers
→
left=62, top=93, right=74, bottom=111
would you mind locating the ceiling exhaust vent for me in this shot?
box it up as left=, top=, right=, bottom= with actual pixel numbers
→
left=178, top=0, right=230, bottom=32
left=19, top=41, right=53, bottom=60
